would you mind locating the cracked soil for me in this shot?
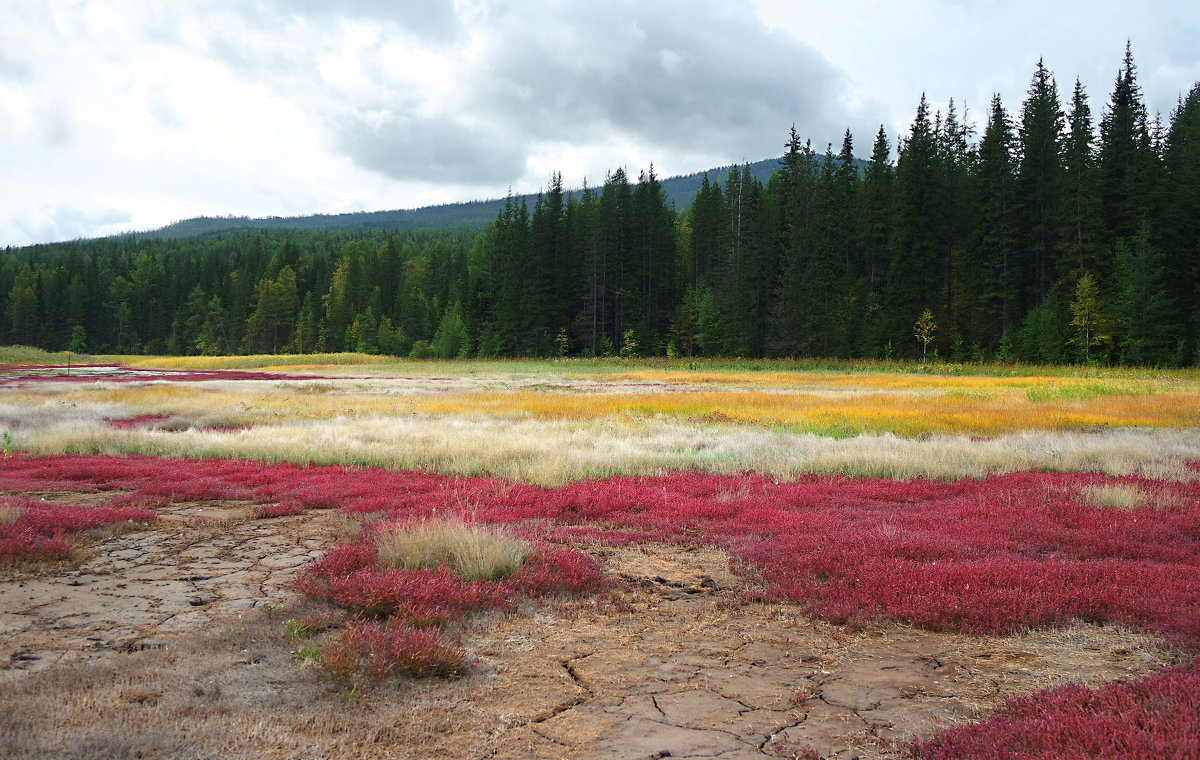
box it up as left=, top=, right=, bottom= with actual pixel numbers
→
left=0, top=497, right=1181, bottom=760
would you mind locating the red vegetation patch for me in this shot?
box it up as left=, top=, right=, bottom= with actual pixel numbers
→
left=104, top=414, right=173, bottom=430
left=0, top=496, right=156, bottom=564
left=3, top=453, right=1198, bottom=749
left=294, top=523, right=606, bottom=684
left=0, top=364, right=328, bottom=386
left=2, top=454, right=1198, bottom=646
left=910, top=658, right=1200, bottom=760
left=319, top=619, right=465, bottom=684
left=252, top=502, right=306, bottom=519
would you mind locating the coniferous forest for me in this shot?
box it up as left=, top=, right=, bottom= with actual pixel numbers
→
left=4, top=47, right=1200, bottom=365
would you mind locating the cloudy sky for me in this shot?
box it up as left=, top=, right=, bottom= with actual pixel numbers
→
left=2, top=0, right=1196, bottom=247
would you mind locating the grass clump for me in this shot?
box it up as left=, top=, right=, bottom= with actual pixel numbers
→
left=0, top=503, right=21, bottom=525
left=375, top=517, right=531, bottom=581
left=1080, top=482, right=1148, bottom=511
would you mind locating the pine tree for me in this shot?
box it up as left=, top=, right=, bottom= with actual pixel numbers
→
left=1162, top=83, right=1200, bottom=362
left=856, top=125, right=894, bottom=356
left=770, top=130, right=820, bottom=356
left=886, top=94, right=948, bottom=355
left=1069, top=271, right=1106, bottom=363
left=973, top=94, right=1020, bottom=345
left=1099, top=42, right=1155, bottom=247
left=1112, top=223, right=1175, bottom=364
left=1016, top=58, right=1065, bottom=307
left=1057, top=77, right=1105, bottom=281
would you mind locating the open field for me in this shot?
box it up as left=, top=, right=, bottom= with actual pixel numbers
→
left=1, top=351, right=1198, bottom=759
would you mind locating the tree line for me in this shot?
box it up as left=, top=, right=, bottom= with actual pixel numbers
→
left=3, top=45, right=1198, bottom=364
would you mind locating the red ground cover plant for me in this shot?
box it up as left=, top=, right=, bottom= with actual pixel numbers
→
left=0, top=495, right=156, bottom=564
left=103, top=414, right=174, bottom=430
left=251, top=502, right=306, bottom=519
left=910, top=658, right=1200, bottom=760
left=319, top=619, right=465, bottom=684
left=3, top=453, right=1199, bottom=749
left=2, top=454, right=1198, bottom=643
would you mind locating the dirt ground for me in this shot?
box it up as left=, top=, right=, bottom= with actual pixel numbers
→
left=0, top=497, right=1182, bottom=760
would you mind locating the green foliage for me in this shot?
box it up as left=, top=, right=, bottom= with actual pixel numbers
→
left=1069, top=272, right=1107, bottom=363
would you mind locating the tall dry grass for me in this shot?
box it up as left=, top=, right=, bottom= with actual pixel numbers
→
left=374, top=518, right=530, bottom=581
left=16, top=411, right=1200, bottom=486
left=0, top=503, right=22, bottom=525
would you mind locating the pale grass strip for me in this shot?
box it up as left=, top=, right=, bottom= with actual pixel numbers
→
left=13, top=410, right=1200, bottom=486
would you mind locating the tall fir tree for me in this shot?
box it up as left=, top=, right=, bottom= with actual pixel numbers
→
left=1016, top=58, right=1065, bottom=307
left=1057, top=77, right=1105, bottom=281
left=973, top=94, right=1020, bottom=348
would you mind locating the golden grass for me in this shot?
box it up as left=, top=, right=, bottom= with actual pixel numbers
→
left=411, top=387, right=1200, bottom=436
left=39, top=375, right=1198, bottom=438
left=375, top=517, right=531, bottom=581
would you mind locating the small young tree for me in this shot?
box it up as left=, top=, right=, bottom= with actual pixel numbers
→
left=914, top=308, right=936, bottom=361
left=66, top=325, right=87, bottom=376
left=1069, top=271, right=1105, bottom=363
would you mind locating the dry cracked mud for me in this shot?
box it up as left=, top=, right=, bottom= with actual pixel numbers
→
left=0, top=499, right=1181, bottom=760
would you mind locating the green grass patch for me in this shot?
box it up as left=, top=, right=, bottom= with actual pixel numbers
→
left=1025, top=382, right=1156, bottom=402
left=0, top=345, right=103, bottom=366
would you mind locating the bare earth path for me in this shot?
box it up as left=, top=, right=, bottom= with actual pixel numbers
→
left=0, top=500, right=1179, bottom=760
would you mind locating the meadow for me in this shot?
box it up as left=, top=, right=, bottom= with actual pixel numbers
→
left=1, top=349, right=1198, bottom=759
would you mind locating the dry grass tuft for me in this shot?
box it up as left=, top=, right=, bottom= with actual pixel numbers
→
left=1080, top=483, right=1146, bottom=510
left=1079, top=482, right=1174, bottom=511
left=0, top=504, right=22, bottom=525
left=374, top=517, right=531, bottom=581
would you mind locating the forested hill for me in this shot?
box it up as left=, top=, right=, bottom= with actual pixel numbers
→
left=133, top=157, right=787, bottom=241
left=3, top=46, right=1198, bottom=366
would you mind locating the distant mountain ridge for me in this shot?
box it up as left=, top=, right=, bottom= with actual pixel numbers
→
left=133, top=156, right=790, bottom=241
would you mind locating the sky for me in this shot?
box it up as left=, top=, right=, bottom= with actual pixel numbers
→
left=1, top=0, right=1197, bottom=247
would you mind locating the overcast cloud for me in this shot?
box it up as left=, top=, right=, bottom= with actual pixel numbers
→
left=1, top=0, right=1196, bottom=246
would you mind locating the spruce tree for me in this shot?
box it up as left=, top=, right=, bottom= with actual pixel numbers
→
left=973, top=94, right=1019, bottom=347
left=1016, top=58, right=1065, bottom=307
left=856, top=126, right=894, bottom=356
left=1162, top=84, right=1200, bottom=361
left=1099, top=42, right=1154, bottom=247
left=886, top=94, right=948, bottom=355
left=1058, top=77, right=1105, bottom=281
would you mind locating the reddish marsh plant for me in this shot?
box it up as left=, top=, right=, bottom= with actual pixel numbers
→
left=910, top=658, right=1200, bottom=760
left=0, top=496, right=156, bottom=564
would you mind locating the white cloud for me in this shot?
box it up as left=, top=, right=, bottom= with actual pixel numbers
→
left=0, top=0, right=1195, bottom=247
